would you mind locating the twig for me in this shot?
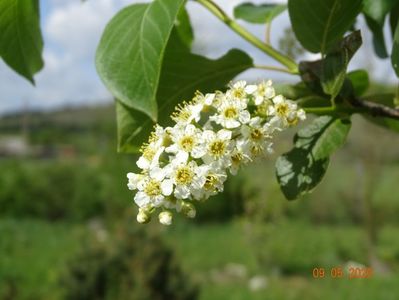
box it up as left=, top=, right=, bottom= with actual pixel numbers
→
left=254, top=64, right=294, bottom=74
left=348, top=97, right=399, bottom=120
left=196, top=0, right=298, bottom=73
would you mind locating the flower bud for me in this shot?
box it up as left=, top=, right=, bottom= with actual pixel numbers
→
left=158, top=211, right=173, bottom=225
left=181, top=201, right=196, bottom=218
left=136, top=209, right=151, bottom=224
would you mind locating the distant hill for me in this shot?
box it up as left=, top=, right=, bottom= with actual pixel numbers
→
left=0, top=104, right=116, bottom=135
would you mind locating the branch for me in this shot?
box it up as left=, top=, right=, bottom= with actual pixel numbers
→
left=196, top=0, right=298, bottom=73
left=254, top=64, right=295, bottom=74
left=348, top=97, right=399, bottom=120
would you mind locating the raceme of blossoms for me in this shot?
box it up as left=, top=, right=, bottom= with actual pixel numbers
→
left=127, top=80, right=306, bottom=225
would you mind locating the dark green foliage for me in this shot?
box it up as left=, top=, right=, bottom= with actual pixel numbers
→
left=320, top=31, right=362, bottom=100
left=62, top=225, right=198, bottom=300
left=288, top=0, right=362, bottom=53
left=276, top=116, right=351, bottom=200
left=347, top=70, right=370, bottom=96
left=391, top=22, right=399, bottom=77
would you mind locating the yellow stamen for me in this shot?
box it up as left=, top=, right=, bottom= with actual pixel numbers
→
left=209, top=140, right=226, bottom=158
left=144, top=179, right=161, bottom=197
left=175, top=166, right=194, bottom=185
left=223, top=107, right=238, bottom=119
left=179, top=135, right=195, bottom=152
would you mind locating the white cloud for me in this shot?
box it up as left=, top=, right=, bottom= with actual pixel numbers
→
left=45, top=0, right=115, bottom=59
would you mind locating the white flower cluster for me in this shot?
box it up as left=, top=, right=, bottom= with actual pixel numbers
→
left=127, top=80, right=306, bottom=225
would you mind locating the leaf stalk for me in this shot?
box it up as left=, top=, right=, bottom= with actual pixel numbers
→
left=196, top=0, right=298, bottom=73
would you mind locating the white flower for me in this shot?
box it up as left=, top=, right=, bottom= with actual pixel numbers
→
left=227, top=80, right=255, bottom=102
left=134, top=167, right=173, bottom=208
left=241, top=117, right=274, bottom=157
left=165, top=124, right=206, bottom=162
left=229, top=139, right=252, bottom=175
left=127, top=172, right=145, bottom=190
left=191, top=165, right=227, bottom=200
left=136, top=126, right=168, bottom=170
left=287, top=108, right=306, bottom=125
left=268, top=95, right=302, bottom=129
left=171, top=101, right=203, bottom=125
left=202, top=129, right=234, bottom=167
left=210, top=98, right=250, bottom=129
left=137, top=208, right=151, bottom=224
left=249, top=80, right=275, bottom=105
left=193, top=91, right=216, bottom=108
left=159, top=211, right=173, bottom=225
left=167, top=160, right=208, bottom=199
left=136, top=145, right=164, bottom=170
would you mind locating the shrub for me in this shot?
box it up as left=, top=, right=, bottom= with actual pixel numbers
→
left=61, top=224, right=199, bottom=300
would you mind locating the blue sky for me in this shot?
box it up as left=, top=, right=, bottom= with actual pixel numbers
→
left=0, top=0, right=396, bottom=115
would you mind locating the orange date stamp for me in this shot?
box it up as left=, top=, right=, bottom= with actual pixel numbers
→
left=312, top=267, right=373, bottom=279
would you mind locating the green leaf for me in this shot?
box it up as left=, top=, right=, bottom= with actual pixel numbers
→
left=0, top=0, right=44, bottom=84
left=392, top=22, right=399, bottom=77
left=363, top=0, right=398, bottom=23
left=347, top=70, right=369, bottom=96
left=288, top=0, right=362, bottom=53
left=233, top=2, right=287, bottom=24
left=117, top=30, right=253, bottom=152
left=364, top=15, right=388, bottom=58
left=321, top=31, right=362, bottom=100
left=363, top=0, right=399, bottom=58
left=176, top=7, right=194, bottom=49
left=362, top=93, right=399, bottom=133
left=389, top=2, right=399, bottom=38
left=116, top=101, right=149, bottom=153
left=276, top=116, right=351, bottom=200
left=96, top=0, right=186, bottom=121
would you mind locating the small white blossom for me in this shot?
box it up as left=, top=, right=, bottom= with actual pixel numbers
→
left=137, top=208, right=151, bottom=224
left=229, top=139, right=252, bottom=175
left=268, top=95, right=303, bottom=129
left=241, top=117, right=274, bottom=157
left=127, top=172, right=145, bottom=190
left=202, top=129, right=234, bottom=167
left=210, top=98, right=250, bottom=129
left=159, top=211, right=173, bottom=225
left=249, top=80, right=275, bottom=105
left=133, top=167, right=173, bottom=208
left=167, top=159, right=208, bottom=199
left=171, top=102, right=202, bottom=125
left=192, top=166, right=227, bottom=200
left=166, top=124, right=205, bottom=162
left=136, top=144, right=164, bottom=170
left=227, top=80, right=255, bottom=102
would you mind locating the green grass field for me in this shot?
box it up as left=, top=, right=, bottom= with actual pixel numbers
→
left=2, top=218, right=399, bottom=300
